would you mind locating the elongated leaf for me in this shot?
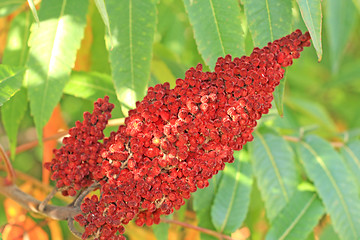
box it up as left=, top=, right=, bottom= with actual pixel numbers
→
left=27, top=0, right=39, bottom=24
left=1, top=89, right=27, bottom=159
left=296, top=0, right=322, bottom=61
left=273, top=70, right=287, bottom=116
left=326, top=0, right=357, bottom=72
left=64, top=71, right=117, bottom=103
left=152, top=222, right=169, bottom=240
left=211, top=151, right=252, bottom=234
left=243, top=0, right=292, bottom=48
left=266, top=191, right=325, bottom=240
left=105, top=0, right=156, bottom=115
left=93, top=0, right=112, bottom=47
left=299, top=135, right=360, bottom=240
left=353, top=0, right=360, bottom=13
left=183, top=0, right=245, bottom=68
left=250, top=131, right=298, bottom=221
left=0, top=0, right=25, bottom=17
left=340, top=141, right=360, bottom=189
left=26, top=0, right=88, bottom=141
left=3, top=10, right=33, bottom=67
left=1, top=10, right=32, bottom=160
left=151, top=59, right=176, bottom=87
left=0, top=65, right=24, bottom=106
left=193, top=172, right=222, bottom=240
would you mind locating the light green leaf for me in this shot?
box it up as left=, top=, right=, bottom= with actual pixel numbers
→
left=183, top=0, right=245, bottom=68
left=0, top=65, right=24, bottom=106
left=93, top=0, right=112, bottom=48
left=105, top=0, right=156, bottom=115
left=151, top=59, right=176, bottom=88
left=26, top=0, right=88, bottom=141
left=27, top=0, right=39, bottom=24
left=3, top=10, right=33, bottom=67
left=0, top=0, right=25, bottom=17
left=250, top=131, right=298, bottom=221
left=243, top=0, right=292, bottom=48
left=152, top=222, right=170, bottom=240
left=1, top=89, right=27, bottom=160
left=211, top=151, right=252, bottom=234
left=326, top=0, right=357, bottom=72
left=266, top=191, right=325, bottom=240
left=299, top=135, right=360, bottom=240
left=353, top=0, right=360, bottom=13
left=64, top=71, right=117, bottom=103
left=296, top=0, right=322, bottom=61
left=273, top=70, right=287, bottom=116
left=340, top=141, right=360, bottom=189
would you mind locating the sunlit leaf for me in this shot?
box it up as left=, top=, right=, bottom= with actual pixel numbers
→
left=250, top=130, right=298, bottom=221
left=296, top=0, right=322, bottom=61
left=299, top=135, right=360, bottom=240
left=26, top=0, right=88, bottom=141
left=266, top=191, right=325, bottom=240
left=0, top=65, right=24, bottom=106
left=211, top=151, right=252, bottom=234
left=93, top=0, right=112, bottom=48
left=27, top=0, right=39, bottom=24
left=105, top=0, right=156, bottom=115
left=183, top=0, right=245, bottom=68
left=243, top=0, right=292, bottom=48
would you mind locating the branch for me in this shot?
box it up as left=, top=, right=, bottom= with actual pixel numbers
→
left=0, top=144, right=16, bottom=184
left=0, top=184, right=80, bottom=220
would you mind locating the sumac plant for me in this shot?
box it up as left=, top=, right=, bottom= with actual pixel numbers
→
left=1, top=1, right=360, bottom=240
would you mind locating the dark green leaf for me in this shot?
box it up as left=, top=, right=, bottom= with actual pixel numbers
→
left=250, top=131, right=298, bottom=221
left=1, top=88, right=27, bottom=159
left=211, top=150, right=252, bottom=234
left=243, top=0, right=292, bottom=48
left=299, top=135, right=360, bottom=240
left=0, top=65, right=24, bottom=106
left=326, top=0, right=357, bottom=72
left=296, top=0, right=322, bottom=61
left=0, top=0, right=25, bottom=17
left=105, top=0, right=156, bottom=115
left=2, top=10, right=33, bottom=67
left=183, top=0, right=245, bottom=68
left=266, top=191, right=325, bottom=240
left=340, top=140, right=360, bottom=189
left=26, top=0, right=88, bottom=140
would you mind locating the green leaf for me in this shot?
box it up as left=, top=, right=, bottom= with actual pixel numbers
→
left=353, top=0, right=360, bottom=13
left=93, top=0, right=112, bottom=48
left=27, top=0, right=39, bottom=24
left=273, top=70, right=287, bottom=116
left=299, top=135, right=360, bottom=240
left=26, top=0, right=88, bottom=141
left=105, top=0, right=156, bottom=115
left=0, top=65, right=24, bottom=106
left=193, top=173, right=222, bottom=240
left=340, top=141, right=360, bottom=189
left=1, top=88, right=27, bottom=159
left=243, top=0, right=292, bottom=48
left=3, top=10, right=33, bottom=67
left=319, top=224, right=341, bottom=240
left=0, top=0, right=25, bottom=17
left=266, top=191, right=325, bottom=240
left=152, top=222, right=170, bottom=240
left=250, top=131, right=298, bottom=221
left=296, top=0, right=322, bottom=61
left=151, top=59, right=177, bottom=88
left=183, top=0, right=245, bottom=68
left=211, top=150, right=252, bottom=234
left=64, top=71, right=117, bottom=103
left=326, top=0, right=357, bottom=72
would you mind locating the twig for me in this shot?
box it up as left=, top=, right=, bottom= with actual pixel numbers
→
left=160, top=218, right=236, bottom=240
left=73, top=183, right=100, bottom=207
left=38, top=187, right=58, bottom=212
left=68, top=218, right=83, bottom=239
left=0, top=144, right=16, bottom=184
left=0, top=184, right=80, bottom=220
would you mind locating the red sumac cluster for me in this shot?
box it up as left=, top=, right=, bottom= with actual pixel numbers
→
left=45, top=30, right=311, bottom=239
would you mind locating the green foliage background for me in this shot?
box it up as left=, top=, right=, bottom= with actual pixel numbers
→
left=0, top=0, right=360, bottom=239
